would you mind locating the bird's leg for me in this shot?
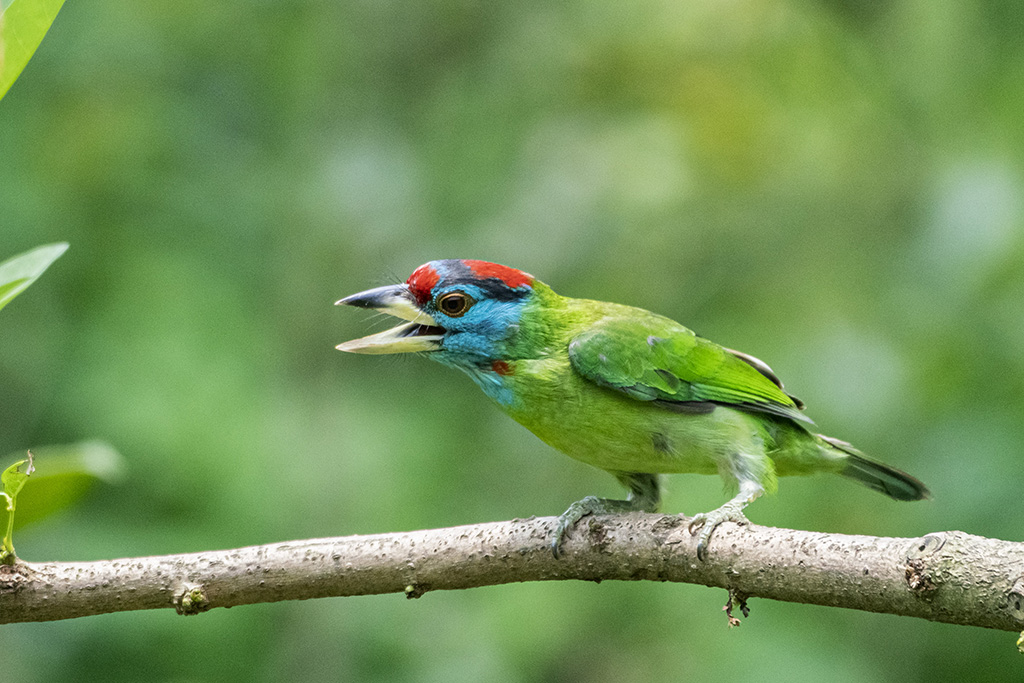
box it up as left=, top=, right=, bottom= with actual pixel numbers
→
left=688, top=478, right=764, bottom=561
left=552, top=472, right=660, bottom=558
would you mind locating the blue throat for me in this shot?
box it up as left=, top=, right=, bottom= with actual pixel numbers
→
left=426, top=290, right=527, bottom=407
left=434, top=355, right=515, bottom=406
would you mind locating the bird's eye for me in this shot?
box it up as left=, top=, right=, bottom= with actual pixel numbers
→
left=437, top=291, right=474, bottom=317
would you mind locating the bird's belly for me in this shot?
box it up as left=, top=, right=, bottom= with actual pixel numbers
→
left=507, top=381, right=757, bottom=475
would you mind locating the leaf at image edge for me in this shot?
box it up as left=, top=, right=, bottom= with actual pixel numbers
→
left=3, top=442, right=124, bottom=529
left=1, top=457, right=33, bottom=505
left=0, top=242, right=68, bottom=313
left=0, top=0, right=67, bottom=101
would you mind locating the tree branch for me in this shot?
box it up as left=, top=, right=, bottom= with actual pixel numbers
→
left=2, top=514, right=1023, bottom=635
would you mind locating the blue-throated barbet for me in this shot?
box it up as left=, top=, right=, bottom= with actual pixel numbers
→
left=336, top=259, right=928, bottom=559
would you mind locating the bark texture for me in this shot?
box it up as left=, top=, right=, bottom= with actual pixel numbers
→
left=2, top=514, right=1023, bottom=632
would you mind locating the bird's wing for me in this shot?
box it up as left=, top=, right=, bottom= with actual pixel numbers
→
left=567, top=315, right=811, bottom=424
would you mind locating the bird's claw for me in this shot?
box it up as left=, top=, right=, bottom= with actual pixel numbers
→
left=551, top=518, right=571, bottom=559
left=551, top=515, right=582, bottom=559
left=687, top=503, right=750, bottom=561
left=550, top=484, right=660, bottom=558
left=551, top=535, right=566, bottom=559
left=551, top=495, right=602, bottom=558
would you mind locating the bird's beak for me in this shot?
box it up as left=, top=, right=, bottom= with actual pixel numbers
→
left=334, top=284, right=445, bottom=354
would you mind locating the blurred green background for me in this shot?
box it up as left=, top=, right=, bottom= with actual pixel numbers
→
left=3, top=0, right=1023, bottom=680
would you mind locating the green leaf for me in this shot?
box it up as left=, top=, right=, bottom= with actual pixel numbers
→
left=1, top=453, right=34, bottom=508
left=1, top=450, right=35, bottom=562
left=0, top=242, right=68, bottom=313
left=0, top=278, right=30, bottom=304
left=5, top=441, right=124, bottom=531
left=0, top=0, right=66, bottom=101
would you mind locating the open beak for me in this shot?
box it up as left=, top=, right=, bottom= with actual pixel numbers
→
left=334, top=284, right=445, bottom=354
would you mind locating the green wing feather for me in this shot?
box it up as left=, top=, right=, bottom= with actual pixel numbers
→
left=567, top=315, right=811, bottom=424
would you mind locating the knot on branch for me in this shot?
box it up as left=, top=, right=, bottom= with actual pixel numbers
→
left=0, top=561, right=33, bottom=592
left=175, top=583, right=211, bottom=615
left=404, top=583, right=430, bottom=599
left=1008, top=578, right=1024, bottom=621
left=903, top=533, right=945, bottom=595
left=905, top=559, right=937, bottom=594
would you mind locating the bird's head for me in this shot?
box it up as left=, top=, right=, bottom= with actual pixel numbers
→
left=336, top=260, right=543, bottom=370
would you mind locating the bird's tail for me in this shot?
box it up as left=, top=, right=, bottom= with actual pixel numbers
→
left=818, top=434, right=930, bottom=501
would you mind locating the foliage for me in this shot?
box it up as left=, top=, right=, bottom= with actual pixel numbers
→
left=0, top=243, right=67, bottom=313
left=4, top=441, right=123, bottom=530
left=0, top=244, right=123, bottom=562
left=0, top=243, right=66, bottom=561
left=2, top=0, right=1023, bottom=681
left=1, top=451, right=33, bottom=562
left=0, top=0, right=66, bottom=101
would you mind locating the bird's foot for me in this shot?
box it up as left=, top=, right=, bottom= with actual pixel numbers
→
left=688, top=501, right=750, bottom=561
left=551, top=474, right=661, bottom=559
left=552, top=496, right=605, bottom=559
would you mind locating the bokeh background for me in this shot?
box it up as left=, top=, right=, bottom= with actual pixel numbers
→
left=3, top=0, right=1024, bottom=680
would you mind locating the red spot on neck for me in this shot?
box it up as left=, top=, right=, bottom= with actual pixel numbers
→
left=492, top=360, right=514, bottom=376
left=406, top=264, right=440, bottom=304
left=463, top=260, right=533, bottom=289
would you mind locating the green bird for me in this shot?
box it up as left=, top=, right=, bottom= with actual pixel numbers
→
left=336, top=259, right=928, bottom=559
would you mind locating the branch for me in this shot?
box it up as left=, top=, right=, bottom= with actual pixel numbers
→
left=2, top=514, right=1023, bottom=636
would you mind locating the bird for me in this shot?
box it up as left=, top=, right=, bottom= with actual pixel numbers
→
left=335, top=259, right=928, bottom=560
